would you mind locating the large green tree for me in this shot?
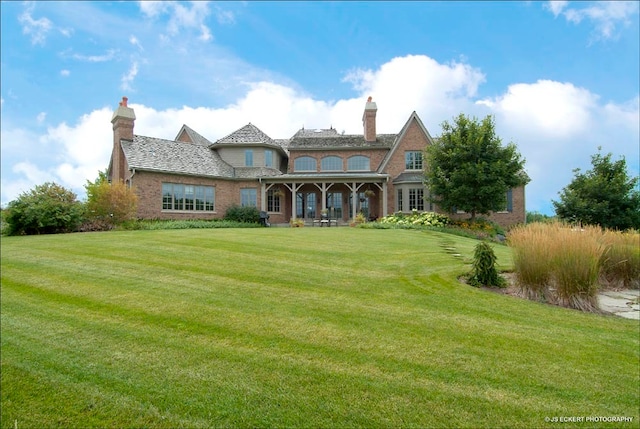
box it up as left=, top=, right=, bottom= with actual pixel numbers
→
left=553, top=149, right=640, bottom=230
left=425, top=114, right=529, bottom=219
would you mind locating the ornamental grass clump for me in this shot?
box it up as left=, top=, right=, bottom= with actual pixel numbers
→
left=508, top=222, right=554, bottom=301
left=508, top=222, right=607, bottom=312
left=600, top=230, right=640, bottom=289
left=550, top=225, right=605, bottom=312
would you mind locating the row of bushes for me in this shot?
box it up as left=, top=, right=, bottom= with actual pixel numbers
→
left=508, top=222, right=639, bottom=312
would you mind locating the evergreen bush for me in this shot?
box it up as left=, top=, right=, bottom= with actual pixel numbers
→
left=468, top=241, right=505, bottom=287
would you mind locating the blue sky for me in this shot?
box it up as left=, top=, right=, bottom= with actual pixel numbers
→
left=1, top=1, right=638, bottom=215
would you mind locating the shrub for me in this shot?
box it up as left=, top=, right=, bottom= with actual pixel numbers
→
left=468, top=241, right=505, bottom=287
left=84, top=172, right=138, bottom=229
left=224, top=205, right=260, bottom=224
left=4, top=182, right=83, bottom=235
left=378, top=210, right=450, bottom=228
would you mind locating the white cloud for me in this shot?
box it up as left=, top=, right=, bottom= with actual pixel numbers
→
left=477, top=80, right=599, bottom=138
left=60, top=69, right=70, bottom=77
left=36, top=112, right=47, bottom=124
left=70, top=49, right=118, bottom=63
left=130, top=35, right=144, bottom=50
left=18, top=2, right=53, bottom=45
left=140, top=1, right=213, bottom=42
left=545, top=1, right=639, bottom=40
left=120, top=62, right=139, bottom=92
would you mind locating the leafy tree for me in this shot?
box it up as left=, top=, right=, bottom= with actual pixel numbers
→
left=4, top=182, right=83, bottom=235
left=425, top=114, right=529, bottom=219
left=84, top=170, right=138, bottom=227
left=553, top=149, right=640, bottom=230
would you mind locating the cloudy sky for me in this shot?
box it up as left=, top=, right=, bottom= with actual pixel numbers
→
left=1, top=1, right=638, bottom=215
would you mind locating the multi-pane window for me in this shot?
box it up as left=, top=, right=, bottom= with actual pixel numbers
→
left=265, top=150, right=273, bottom=168
left=245, top=149, right=254, bottom=167
left=162, top=183, right=215, bottom=211
left=347, top=155, right=370, bottom=171
left=408, top=188, right=424, bottom=211
left=321, top=156, right=342, bottom=171
left=502, top=189, right=513, bottom=212
left=267, top=189, right=281, bottom=212
left=241, top=188, right=257, bottom=207
left=397, top=189, right=403, bottom=212
left=405, top=151, right=423, bottom=170
left=294, top=156, right=317, bottom=171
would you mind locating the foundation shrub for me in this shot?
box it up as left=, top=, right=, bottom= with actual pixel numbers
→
left=378, top=210, right=450, bottom=228
left=224, top=205, right=260, bottom=224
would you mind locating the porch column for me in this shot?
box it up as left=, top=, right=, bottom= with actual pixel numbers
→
left=351, top=182, right=358, bottom=220
left=291, top=182, right=297, bottom=220
left=260, top=182, right=267, bottom=211
left=382, top=181, right=388, bottom=217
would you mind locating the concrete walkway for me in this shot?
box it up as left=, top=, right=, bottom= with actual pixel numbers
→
left=598, top=290, right=640, bottom=320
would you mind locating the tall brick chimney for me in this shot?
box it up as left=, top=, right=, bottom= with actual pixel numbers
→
left=362, top=96, right=377, bottom=142
left=110, top=96, right=136, bottom=183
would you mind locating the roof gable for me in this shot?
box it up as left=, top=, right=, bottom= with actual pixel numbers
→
left=175, top=124, right=214, bottom=147
left=377, top=111, right=433, bottom=173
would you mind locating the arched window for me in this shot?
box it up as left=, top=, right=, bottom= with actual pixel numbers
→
left=294, top=156, right=317, bottom=172
left=347, top=155, right=370, bottom=171
left=321, top=156, right=342, bottom=171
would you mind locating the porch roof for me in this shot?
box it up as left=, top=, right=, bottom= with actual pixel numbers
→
left=261, top=172, right=388, bottom=182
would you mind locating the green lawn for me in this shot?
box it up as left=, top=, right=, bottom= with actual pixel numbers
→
left=1, top=228, right=638, bottom=428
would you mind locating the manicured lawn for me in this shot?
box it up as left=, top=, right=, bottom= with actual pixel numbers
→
left=1, top=228, right=638, bottom=428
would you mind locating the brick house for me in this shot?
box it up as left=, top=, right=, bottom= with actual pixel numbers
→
left=108, top=96, right=525, bottom=227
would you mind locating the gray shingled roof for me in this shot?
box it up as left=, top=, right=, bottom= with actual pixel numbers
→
left=392, top=172, right=424, bottom=184
left=234, top=167, right=284, bottom=179
left=122, top=135, right=234, bottom=178
left=289, top=132, right=397, bottom=150
left=213, top=123, right=275, bottom=146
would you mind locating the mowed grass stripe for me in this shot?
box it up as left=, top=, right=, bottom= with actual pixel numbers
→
left=2, top=228, right=638, bottom=428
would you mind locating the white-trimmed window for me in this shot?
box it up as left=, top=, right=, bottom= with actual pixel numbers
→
left=241, top=188, right=257, bottom=207
left=405, top=151, right=423, bottom=170
left=409, top=188, right=425, bottom=211
left=267, top=189, right=281, bottom=212
left=294, top=156, right=317, bottom=171
left=162, top=183, right=215, bottom=211
left=347, top=155, right=370, bottom=171
left=265, top=150, right=273, bottom=168
left=321, top=156, right=342, bottom=171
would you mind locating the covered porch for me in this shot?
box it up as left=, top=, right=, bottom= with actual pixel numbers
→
left=260, top=173, right=390, bottom=225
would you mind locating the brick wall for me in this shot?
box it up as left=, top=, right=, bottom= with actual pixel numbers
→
left=131, top=171, right=260, bottom=220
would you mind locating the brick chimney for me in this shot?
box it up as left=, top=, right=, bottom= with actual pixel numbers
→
left=110, top=96, right=136, bottom=183
left=362, top=96, right=377, bottom=142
